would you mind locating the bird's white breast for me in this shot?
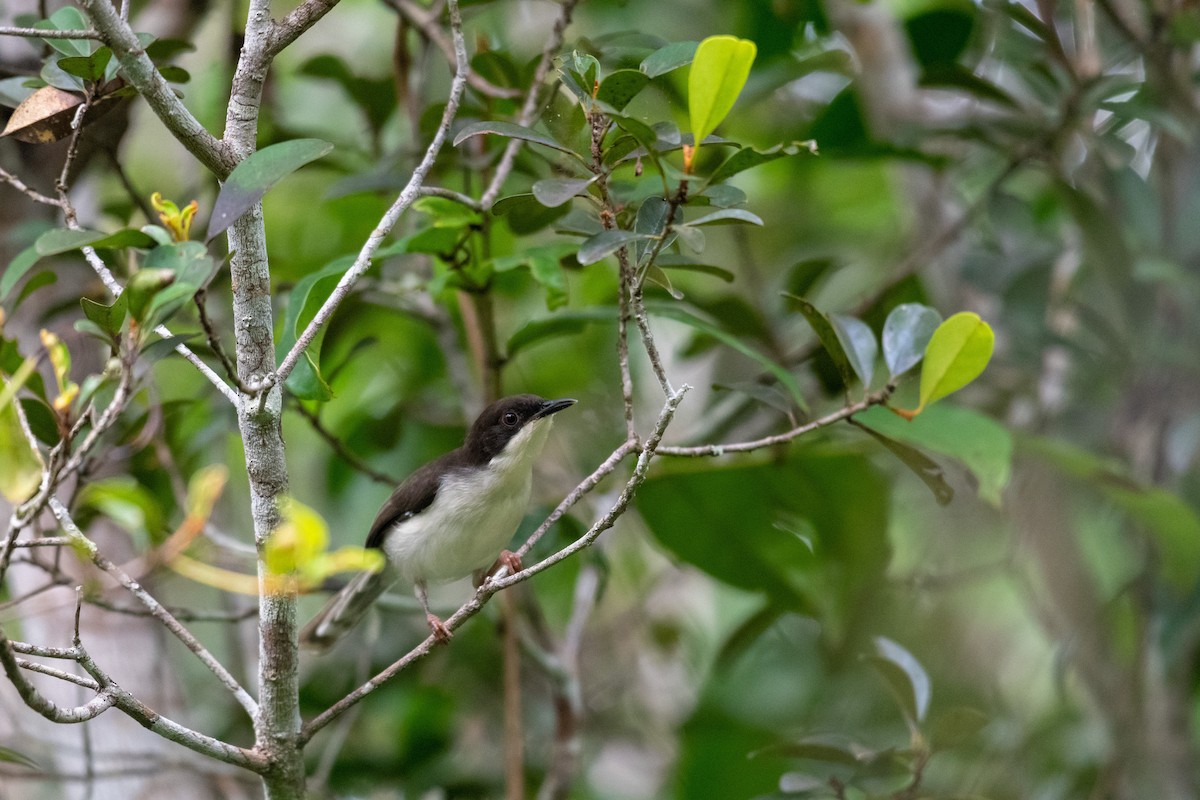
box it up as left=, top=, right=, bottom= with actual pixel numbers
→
left=381, top=418, right=553, bottom=583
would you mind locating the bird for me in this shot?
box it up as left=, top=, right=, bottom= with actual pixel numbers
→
left=300, top=394, right=576, bottom=650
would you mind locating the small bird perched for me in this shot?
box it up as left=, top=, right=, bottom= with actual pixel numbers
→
left=300, top=394, right=576, bottom=650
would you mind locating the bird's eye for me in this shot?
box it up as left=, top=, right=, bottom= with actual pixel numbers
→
left=502, top=411, right=519, bottom=427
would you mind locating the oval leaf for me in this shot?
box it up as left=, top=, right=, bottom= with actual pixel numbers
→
left=531, top=176, right=596, bottom=208
left=784, top=293, right=856, bottom=392
left=688, top=35, right=757, bottom=144
left=685, top=208, right=763, bottom=227
left=595, top=69, right=650, bottom=111
left=917, top=312, right=994, bottom=412
left=206, top=139, right=334, bottom=241
left=883, top=302, right=942, bottom=378
left=576, top=229, right=647, bottom=266
left=453, top=120, right=576, bottom=156
left=831, top=315, right=877, bottom=387
left=641, top=40, right=699, bottom=78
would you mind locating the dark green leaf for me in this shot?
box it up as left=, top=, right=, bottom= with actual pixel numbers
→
left=35, top=7, right=92, bottom=57
left=850, top=418, right=953, bottom=505
left=531, top=177, right=596, bottom=208
left=80, top=294, right=127, bottom=340
left=143, top=241, right=215, bottom=288
left=506, top=308, right=613, bottom=358
left=685, top=208, right=763, bottom=227
left=140, top=333, right=197, bottom=364
left=707, top=141, right=811, bottom=184
left=20, top=398, right=59, bottom=445
left=452, top=120, right=578, bottom=157
left=698, top=183, right=746, bottom=208
left=1, top=246, right=40, bottom=302
left=34, top=227, right=160, bottom=257
left=596, top=69, right=650, bottom=111
left=634, top=196, right=673, bottom=265
left=206, top=139, right=334, bottom=240
left=492, top=193, right=570, bottom=235
left=641, top=40, right=699, bottom=77
left=576, top=230, right=647, bottom=266
left=56, top=48, right=111, bottom=83
left=158, top=65, right=190, bottom=83
left=857, top=404, right=1012, bottom=505
left=527, top=251, right=568, bottom=311
left=784, top=294, right=857, bottom=392
left=14, top=271, right=56, bottom=307
left=277, top=261, right=347, bottom=401
left=655, top=255, right=734, bottom=282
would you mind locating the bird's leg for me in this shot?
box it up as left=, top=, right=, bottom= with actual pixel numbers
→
left=414, top=581, right=451, bottom=643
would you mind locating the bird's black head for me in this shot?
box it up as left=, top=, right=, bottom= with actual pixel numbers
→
left=464, top=394, right=576, bottom=462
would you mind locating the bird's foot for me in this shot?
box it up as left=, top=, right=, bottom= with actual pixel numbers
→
left=426, top=613, right=452, bottom=644
left=498, top=550, right=522, bottom=574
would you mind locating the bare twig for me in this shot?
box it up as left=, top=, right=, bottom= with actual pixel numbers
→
left=290, top=401, right=399, bottom=485
left=0, top=165, right=60, bottom=206
left=301, top=387, right=687, bottom=741
left=268, top=0, right=470, bottom=391
left=79, top=0, right=230, bottom=175
left=47, top=498, right=259, bottom=719
left=0, top=25, right=102, bottom=39
left=15, top=657, right=100, bottom=690
left=265, top=0, right=342, bottom=59
left=656, top=388, right=892, bottom=457
left=383, top=0, right=520, bottom=99
left=478, top=0, right=581, bottom=209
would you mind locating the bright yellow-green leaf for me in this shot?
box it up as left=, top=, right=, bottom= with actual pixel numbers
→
left=916, top=312, right=994, bottom=413
left=264, top=498, right=329, bottom=575
left=0, top=358, right=44, bottom=504
left=186, top=464, right=228, bottom=520
left=687, top=35, right=756, bottom=149
left=318, top=546, right=386, bottom=578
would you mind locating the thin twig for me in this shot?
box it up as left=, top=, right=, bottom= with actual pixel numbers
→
left=478, top=0, right=581, bottom=209
left=267, top=0, right=471, bottom=391
left=290, top=401, right=399, bottom=485
left=0, top=165, right=60, bottom=206
left=15, top=657, right=99, bottom=690
left=656, top=388, right=892, bottom=457
left=48, top=498, right=259, bottom=719
left=0, top=25, right=102, bottom=39
left=194, top=288, right=252, bottom=392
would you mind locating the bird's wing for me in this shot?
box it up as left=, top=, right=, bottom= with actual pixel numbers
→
left=363, top=449, right=467, bottom=549
left=299, top=566, right=396, bottom=652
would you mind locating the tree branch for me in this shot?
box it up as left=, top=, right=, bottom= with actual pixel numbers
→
left=0, top=25, right=102, bottom=39
left=79, top=0, right=230, bottom=175
left=265, top=0, right=342, bottom=59
left=268, top=0, right=470, bottom=390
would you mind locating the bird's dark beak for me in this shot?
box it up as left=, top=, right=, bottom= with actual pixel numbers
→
left=535, top=398, right=576, bottom=419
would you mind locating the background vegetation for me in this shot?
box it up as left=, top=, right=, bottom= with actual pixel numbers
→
left=1, top=0, right=1198, bottom=797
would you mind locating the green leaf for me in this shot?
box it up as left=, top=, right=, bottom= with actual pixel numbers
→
left=595, top=69, right=650, bottom=111
left=916, top=312, right=994, bottom=413
left=80, top=294, right=127, bottom=340
left=531, top=176, right=596, bottom=208
left=412, top=195, right=480, bottom=227
left=1, top=245, right=40, bottom=302
left=634, top=196, right=673, bottom=265
left=576, top=230, right=647, bottom=266
left=77, top=477, right=166, bottom=543
left=143, top=241, right=215, bottom=287
left=688, top=35, right=757, bottom=144
left=492, top=193, right=570, bottom=234
left=56, top=47, right=111, bottom=83
left=276, top=261, right=347, bottom=401
left=883, top=302, right=942, bottom=378
left=35, top=7, right=93, bottom=57
left=707, top=141, right=812, bottom=184
left=35, top=227, right=156, bottom=257
left=205, top=139, right=334, bottom=240
left=856, top=404, right=1012, bottom=505
left=930, top=706, right=989, bottom=750
left=655, top=256, right=735, bottom=282
left=651, top=303, right=806, bottom=412
left=641, top=40, right=699, bottom=78
left=452, top=120, right=578, bottom=157
left=784, top=294, right=857, bottom=393
left=124, top=269, right=176, bottom=324
left=698, top=183, right=746, bottom=208
left=850, top=419, right=953, bottom=505
left=684, top=208, right=763, bottom=227
left=830, top=314, right=877, bottom=387
left=867, top=636, right=931, bottom=724
left=506, top=308, right=613, bottom=358
left=527, top=250, right=568, bottom=311
left=0, top=358, right=44, bottom=504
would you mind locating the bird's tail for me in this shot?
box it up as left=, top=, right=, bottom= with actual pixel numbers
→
left=300, top=567, right=394, bottom=652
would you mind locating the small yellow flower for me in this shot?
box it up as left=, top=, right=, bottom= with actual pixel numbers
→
left=151, top=192, right=199, bottom=242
